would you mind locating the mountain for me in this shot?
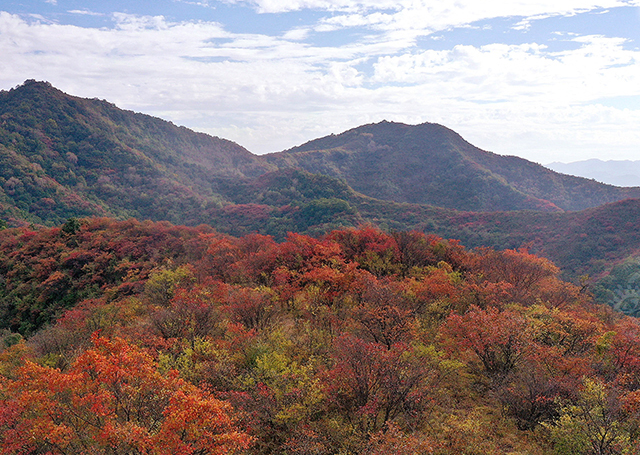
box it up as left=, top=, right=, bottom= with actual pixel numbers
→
left=3, top=80, right=640, bottom=302
left=546, top=159, right=640, bottom=187
left=265, top=121, right=640, bottom=212
left=4, top=80, right=640, bottom=227
left=0, top=80, right=273, bottom=226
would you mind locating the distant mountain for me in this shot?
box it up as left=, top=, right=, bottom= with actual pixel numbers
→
left=265, top=121, right=640, bottom=212
left=4, top=80, right=640, bottom=227
left=546, top=159, right=640, bottom=187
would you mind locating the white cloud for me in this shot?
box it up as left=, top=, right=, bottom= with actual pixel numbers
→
left=68, top=10, right=104, bottom=17
left=372, top=36, right=640, bottom=103
left=512, top=13, right=557, bottom=30
left=1, top=8, right=639, bottom=161
left=228, top=0, right=640, bottom=32
left=282, top=27, right=311, bottom=40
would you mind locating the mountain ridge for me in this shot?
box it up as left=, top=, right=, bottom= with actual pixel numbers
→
left=4, top=80, right=639, bottom=221
left=3, top=80, right=640, bottom=296
left=265, top=120, right=640, bottom=212
left=546, top=158, right=640, bottom=187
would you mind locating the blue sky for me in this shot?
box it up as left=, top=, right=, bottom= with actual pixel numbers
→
left=1, top=1, right=639, bottom=163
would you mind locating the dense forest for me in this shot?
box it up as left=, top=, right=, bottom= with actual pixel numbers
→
left=2, top=80, right=640, bottom=453
left=3, top=81, right=640, bottom=314
left=3, top=81, right=640, bottom=229
left=2, top=219, right=640, bottom=454
left=266, top=121, right=640, bottom=212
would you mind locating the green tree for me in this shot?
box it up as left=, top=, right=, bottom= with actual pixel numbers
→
left=546, top=378, right=632, bottom=455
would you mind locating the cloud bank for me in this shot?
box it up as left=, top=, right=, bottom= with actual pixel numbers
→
left=1, top=2, right=639, bottom=162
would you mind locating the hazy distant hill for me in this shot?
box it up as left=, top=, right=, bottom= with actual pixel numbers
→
left=546, top=159, right=640, bottom=187
left=264, top=121, right=640, bottom=212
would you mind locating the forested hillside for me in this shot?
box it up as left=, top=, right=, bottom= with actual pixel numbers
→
left=3, top=80, right=640, bottom=227
left=2, top=220, right=640, bottom=454
left=267, top=121, right=640, bottom=211
left=2, top=80, right=640, bottom=311
left=0, top=80, right=272, bottom=226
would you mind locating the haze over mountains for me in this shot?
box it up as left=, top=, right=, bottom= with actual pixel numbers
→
left=546, top=159, right=640, bottom=187
left=2, top=80, right=640, bottom=297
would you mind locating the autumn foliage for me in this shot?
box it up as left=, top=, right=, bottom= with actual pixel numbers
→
left=0, top=334, right=250, bottom=454
left=1, top=219, right=640, bottom=454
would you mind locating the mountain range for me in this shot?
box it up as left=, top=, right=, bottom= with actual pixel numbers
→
left=267, top=121, right=640, bottom=212
left=2, top=80, right=640, bottom=306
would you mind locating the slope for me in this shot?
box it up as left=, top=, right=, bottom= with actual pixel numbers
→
left=0, top=80, right=273, bottom=226
left=264, top=121, right=640, bottom=212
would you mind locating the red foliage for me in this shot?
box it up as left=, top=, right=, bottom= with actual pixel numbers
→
left=4, top=220, right=640, bottom=452
left=327, top=334, right=436, bottom=433
left=443, top=306, right=530, bottom=380
left=472, top=247, right=561, bottom=304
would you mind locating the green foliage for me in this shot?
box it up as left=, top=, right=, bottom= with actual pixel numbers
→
left=545, top=378, right=634, bottom=455
left=265, top=120, right=640, bottom=212
left=144, top=265, right=196, bottom=306
left=592, top=256, right=640, bottom=316
left=61, top=217, right=82, bottom=235
left=0, top=81, right=270, bottom=227
left=294, top=198, right=356, bottom=229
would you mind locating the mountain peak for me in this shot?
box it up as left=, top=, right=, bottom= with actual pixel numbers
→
left=0, top=81, right=272, bottom=226
left=264, top=121, right=640, bottom=212
left=12, top=79, right=54, bottom=90
left=5, top=79, right=61, bottom=98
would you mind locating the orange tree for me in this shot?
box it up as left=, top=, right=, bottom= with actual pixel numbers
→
left=0, top=334, right=251, bottom=455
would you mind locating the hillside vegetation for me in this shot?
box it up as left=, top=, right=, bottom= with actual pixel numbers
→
left=2, top=80, right=640, bottom=310
left=3, top=80, right=640, bottom=226
left=267, top=121, right=640, bottom=211
left=2, top=221, right=640, bottom=454
left=0, top=80, right=272, bottom=226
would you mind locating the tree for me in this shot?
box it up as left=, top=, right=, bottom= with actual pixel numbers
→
left=0, top=334, right=251, bottom=454
left=473, top=247, right=560, bottom=305
left=443, top=306, right=530, bottom=382
left=61, top=217, right=82, bottom=235
left=546, top=378, right=632, bottom=455
left=326, top=334, right=445, bottom=434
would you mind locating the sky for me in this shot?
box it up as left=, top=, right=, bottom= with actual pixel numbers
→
left=1, top=1, right=640, bottom=163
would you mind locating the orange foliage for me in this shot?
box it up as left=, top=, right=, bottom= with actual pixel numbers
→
left=0, top=334, right=251, bottom=455
left=4, top=221, right=640, bottom=453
